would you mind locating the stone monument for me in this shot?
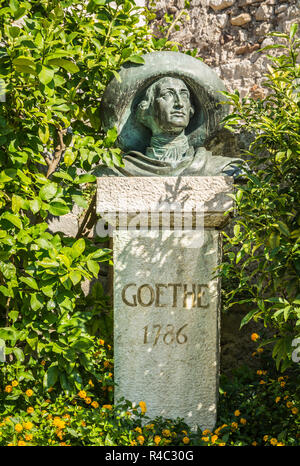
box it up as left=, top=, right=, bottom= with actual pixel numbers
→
left=96, top=52, right=241, bottom=430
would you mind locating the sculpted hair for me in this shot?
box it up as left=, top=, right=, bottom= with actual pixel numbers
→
left=136, top=80, right=158, bottom=130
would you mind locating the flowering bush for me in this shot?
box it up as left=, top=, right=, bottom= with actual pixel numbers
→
left=0, top=338, right=299, bottom=446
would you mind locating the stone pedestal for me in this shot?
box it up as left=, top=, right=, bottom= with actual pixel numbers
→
left=96, top=176, right=234, bottom=430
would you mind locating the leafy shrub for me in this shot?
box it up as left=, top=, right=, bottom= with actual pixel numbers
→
left=0, top=0, right=173, bottom=393
left=219, top=25, right=300, bottom=371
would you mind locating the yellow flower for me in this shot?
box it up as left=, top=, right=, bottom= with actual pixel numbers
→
left=130, top=440, right=137, bottom=446
left=26, top=406, right=34, bottom=414
left=98, top=339, right=104, bottom=346
left=23, top=421, right=33, bottom=430
left=56, top=429, right=64, bottom=440
left=280, top=381, right=286, bottom=388
left=41, top=360, right=46, bottom=366
left=202, top=429, right=211, bottom=436
left=252, top=441, right=258, bottom=446
left=231, top=422, right=238, bottom=430
left=218, top=442, right=226, bottom=446
left=259, top=380, right=266, bottom=385
left=18, top=440, right=26, bottom=446
left=4, top=385, right=12, bottom=393
left=263, top=435, right=269, bottom=442
left=275, top=397, right=281, bottom=403
left=183, top=436, right=190, bottom=444
left=182, top=430, right=188, bottom=435
left=107, top=344, right=112, bottom=350
left=240, top=418, right=247, bottom=425
left=270, top=438, right=277, bottom=446
left=88, top=379, right=94, bottom=387
left=25, top=434, right=33, bottom=441
left=145, top=424, right=154, bottom=429
left=15, top=423, right=23, bottom=433
left=52, top=417, right=66, bottom=429
left=286, top=401, right=293, bottom=408
left=102, top=404, right=112, bottom=410
left=81, top=421, right=86, bottom=427
left=211, top=435, right=218, bottom=444
left=251, top=333, right=259, bottom=341
left=234, top=410, right=240, bottom=416
left=137, top=435, right=144, bottom=445
left=139, top=401, right=147, bottom=414
left=84, top=397, right=92, bottom=404
left=91, top=401, right=99, bottom=409
left=25, top=389, right=33, bottom=397
left=78, top=390, right=86, bottom=399
left=135, top=427, right=142, bottom=434
left=162, top=429, right=171, bottom=437
left=201, top=436, right=209, bottom=442
left=257, top=347, right=264, bottom=353
left=257, top=370, right=263, bottom=375
left=12, top=380, right=18, bottom=387
left=104, top=361, right=110, bottom=368
left=277, top=442, right=285, bottom=446
left=154, top=435, right=161, bottom=445
left=292, top=407, right=298, bottom=415
left=278, top=376, right=284, bottom=382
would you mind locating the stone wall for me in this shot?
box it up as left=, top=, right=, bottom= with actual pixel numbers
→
left=150, top=0, right=300, bottom=97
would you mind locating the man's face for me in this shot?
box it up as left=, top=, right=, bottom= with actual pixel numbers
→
left=152, top=77, right=193, bottom=134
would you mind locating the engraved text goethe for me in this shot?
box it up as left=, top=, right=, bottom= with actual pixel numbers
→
left=121, top=283, right=209, bottom=309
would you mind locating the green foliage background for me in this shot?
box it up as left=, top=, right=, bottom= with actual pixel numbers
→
left=0, top=0, right=175, bottom=395
left=219, top=26, right=300, bottom=372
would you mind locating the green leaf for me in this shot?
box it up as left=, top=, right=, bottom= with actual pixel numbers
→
left=39, top=182, right=58, bottom=201
left=276, top=221, right=290, bottom=237
left=125, top=54, right=145, bottom=64
left=87, top=259, right=100, bottom=277
left=47, top=58, right=79, bottom=73
left=71, top=238, right=86, bottom=258
left=0, top=261, right=16, bottom=279
left=290, top=23, right=298, bottom=39
left=13, top=347, right=24, bottom=362
left=43, top=365, right=59, bottom=388
left=64, top=147, right=77, bottom=167
left=13, top=56, right=35, bottom=68
left=30, top=293, right=44, bottom=311
left=38, top=66, right=54, bottom=85
left=69, top=270, right=82, bottom=286
left=8, top=311, right=18, bottom=323
left=72, top=195, right=88, bottom=209
left=1, top=212, right=22, bottom=229
left=240, top=309, right=259, bottom=328
left=38, top=125, right=50, bottom=144
left=20, top=276, right=39, bottom=290
left=48, top=202, right=70, bottom=216
left=73, top=174, right=96, bottom=184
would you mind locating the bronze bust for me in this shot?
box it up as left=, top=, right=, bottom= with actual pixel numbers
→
left=96, top=52, right=242, bottom=178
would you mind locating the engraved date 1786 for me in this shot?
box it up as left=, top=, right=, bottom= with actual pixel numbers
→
left=143, top=323, right=188, bottom=347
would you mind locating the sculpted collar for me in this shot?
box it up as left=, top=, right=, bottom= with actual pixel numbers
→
left=145, top=133, right=189, bottom=165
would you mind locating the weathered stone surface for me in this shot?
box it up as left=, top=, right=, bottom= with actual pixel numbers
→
left=209, top=0, right=235, bottom=11
left=255, top=4, right=273, bottom=20
left=113, top=228, right=221, bottom=431
left=230, top=13, right=252, bottom=25
left=96, top=176, right=234, bottom=228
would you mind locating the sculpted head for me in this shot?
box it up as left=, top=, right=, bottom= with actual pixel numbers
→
left=136, top=77, right=195, bottom=136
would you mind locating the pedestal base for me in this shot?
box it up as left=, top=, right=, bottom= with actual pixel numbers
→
left=113, top=229, right=221, bottom=431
